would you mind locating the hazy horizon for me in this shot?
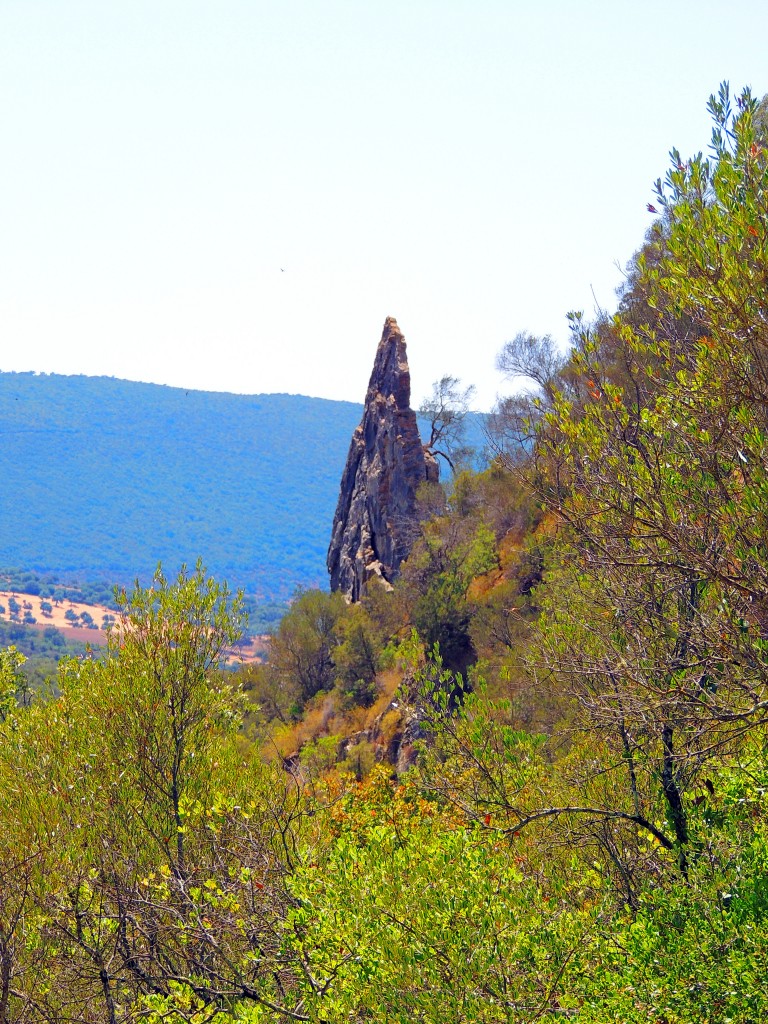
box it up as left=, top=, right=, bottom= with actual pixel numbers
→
left=3, top=1, right=766, bottom=411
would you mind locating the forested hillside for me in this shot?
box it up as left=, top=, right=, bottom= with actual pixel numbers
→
left=1, top=84, right=768, bottom=1023
left=0, top=377, right=362, bottom=599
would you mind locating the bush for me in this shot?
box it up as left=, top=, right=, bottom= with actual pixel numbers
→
left=340, top=740, right=377, bottom=781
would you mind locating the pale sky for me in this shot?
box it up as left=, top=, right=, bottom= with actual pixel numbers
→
left=2, top=1, right=766, bottom=412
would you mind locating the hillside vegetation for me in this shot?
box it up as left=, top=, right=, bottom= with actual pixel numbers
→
left=1, top=84, right=768, bottom=1022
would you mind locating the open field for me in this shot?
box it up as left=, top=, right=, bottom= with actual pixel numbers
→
left=0, top=590, right=112, bottom=632
left=0, top=590, right=267, bottom=665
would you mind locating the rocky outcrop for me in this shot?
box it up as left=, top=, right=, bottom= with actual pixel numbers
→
left=328, top=317, right=438, bottom=602
left=336, top=687, right=427, bottom=777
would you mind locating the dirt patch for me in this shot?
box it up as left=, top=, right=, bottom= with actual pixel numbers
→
left=0, top=590, right=113, bottom=633
left=0, top=590, right=267, bottom=664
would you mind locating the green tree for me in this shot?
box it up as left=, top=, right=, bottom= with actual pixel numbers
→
left=266, top=588, right=347, bottom=707
left=331, top=601, right=381, bottom=708
left=0, top=647, right=26, bottom=723
left=0, top=564, right=315, bottom=1022
left=81, top=563, right=245, bottom=872
left=403, top=511, right=498, bottom=673
left=520, top=84, right=768, bottom=873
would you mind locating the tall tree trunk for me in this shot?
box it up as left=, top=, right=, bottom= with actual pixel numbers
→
left=661, top=723, right=688, bottom=875
left=0, top=932, right=10, bottom=1024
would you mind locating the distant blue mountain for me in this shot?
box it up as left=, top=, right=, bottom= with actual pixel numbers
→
left=0, top=372, right=486, bottom=602
left=0, top=372, right=362, bottom=600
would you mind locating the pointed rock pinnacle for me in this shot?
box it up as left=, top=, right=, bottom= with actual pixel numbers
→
left=327, top=317, right=438, bottom=601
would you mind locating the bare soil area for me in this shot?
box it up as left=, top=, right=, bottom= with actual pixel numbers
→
left=0, top=590, right=112, bottom=633
left=0, top=590, right=267, bottom=664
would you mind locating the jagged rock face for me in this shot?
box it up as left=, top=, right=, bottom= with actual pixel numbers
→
left=328, top=317, right=438, bottom=601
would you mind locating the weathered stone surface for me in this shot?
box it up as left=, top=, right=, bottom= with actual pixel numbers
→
left=328, top=317, right=438, bottom=601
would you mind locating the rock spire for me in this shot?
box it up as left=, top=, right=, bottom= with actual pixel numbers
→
left=328, top=317, right=438, bottom=601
